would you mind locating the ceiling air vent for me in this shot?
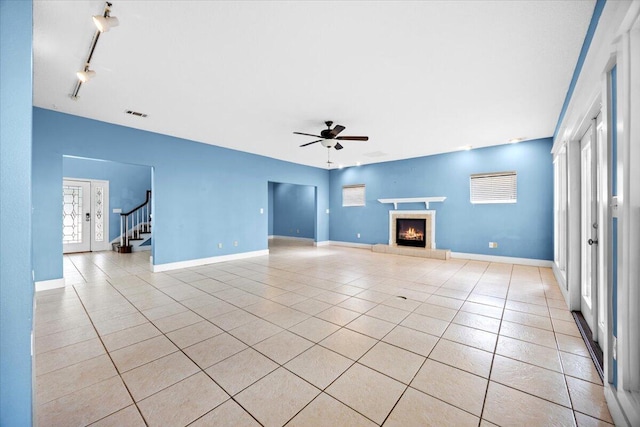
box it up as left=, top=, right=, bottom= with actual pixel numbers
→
left=125, top=110, right=148, bottom=118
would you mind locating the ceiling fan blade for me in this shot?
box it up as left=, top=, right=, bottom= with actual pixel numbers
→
left=294, top=131, right=324, bottom=138
left=334, top=142, right=344, bottom=150
left=329, top=125, right=345, bottom=137
left=336, top=136, right=369, bottom=141
left=300, top=139, right=322, bottom=147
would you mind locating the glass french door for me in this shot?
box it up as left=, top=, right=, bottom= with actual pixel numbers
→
left=62, top=179, right=109, bottom=253
left=580, top=121, right=604, bottom=342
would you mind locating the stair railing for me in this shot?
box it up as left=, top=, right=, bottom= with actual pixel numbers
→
left=120, top=190, right=152, bottom=248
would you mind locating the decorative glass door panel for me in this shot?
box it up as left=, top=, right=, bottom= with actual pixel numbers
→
left=62, top=179, right=110, bottom=253
left=63, top=180, right=91, bottom=253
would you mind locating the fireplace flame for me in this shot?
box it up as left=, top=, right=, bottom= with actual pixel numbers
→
left=400, top=227, right=424, bottom=240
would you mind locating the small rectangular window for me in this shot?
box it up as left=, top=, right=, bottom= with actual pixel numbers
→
left=470, top=171, right=517, bottom=204
left=343, top=184, right=365, bottom=207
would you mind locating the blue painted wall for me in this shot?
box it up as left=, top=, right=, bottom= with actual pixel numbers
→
left=0, top=1, right=33, bottom=424
left=554, top=0, right=606, bottom=139
left=272, top=183, right=316, bottom=239
left=33, top=108, right=330, bottom=281
left=268, top=181, right=274, bottom=235
left=329, top=138, right=554, bottom=260
left=63, top=157, right=152, bottom=241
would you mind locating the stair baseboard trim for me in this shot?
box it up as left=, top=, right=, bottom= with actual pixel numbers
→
left=328, top=241, right=373, bottom=249
left=152, top=250, right=270, bottom=273
left=35, top=278, right=65, bottom=292
left=451, top=252, right=553, bottom=267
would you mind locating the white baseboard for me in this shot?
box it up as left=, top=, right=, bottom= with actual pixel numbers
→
left=35, top=278, right=65, bottom=292
left=152, top=250, right=270, bottom=273
left=328, top=241, right=373, bottom=250
left=314, top=241, right=330, bottom=247
left=268, top=235, right=274, bottom=240
left=451, top=252, right=554, bottom=267
left=271, top=235, right=315, bottom=242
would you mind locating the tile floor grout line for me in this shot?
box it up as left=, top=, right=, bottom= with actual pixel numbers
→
left=37, top=248, right=612, bottom=425
left=68, top=283, right=151, bottom=427
left=149, top=261, right=388, bottom=425
left=101, top=272, right=263, bottom=426
left=477, top=262, right=512, bottom=425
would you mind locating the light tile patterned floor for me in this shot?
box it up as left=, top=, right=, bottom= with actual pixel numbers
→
left=35, top=242, right=613, bottom=426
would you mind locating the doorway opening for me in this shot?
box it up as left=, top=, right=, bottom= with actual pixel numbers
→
left=268, top=181, right=317, bottom=248
left=62, top=156, right=153, bottom=255
left=575, top=114, right=606, bottom=380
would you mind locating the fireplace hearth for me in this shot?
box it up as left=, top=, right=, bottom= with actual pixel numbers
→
left=396, top=218, right=426, bottom=248
left=376, top=209, right=449, bottom=259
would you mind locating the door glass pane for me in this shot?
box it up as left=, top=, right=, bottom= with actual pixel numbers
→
left=94, top=185, right=104, bottom=242
left=581, top=143, right=592, bottom=307
left=62, top=185, right=83, bottom=243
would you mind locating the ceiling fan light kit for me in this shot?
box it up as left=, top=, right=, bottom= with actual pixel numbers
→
left=294, top=121, right=368, bottom=148
left=71, top=2, right=118, bottom=100
left=294, top=120, right=369, bottom=168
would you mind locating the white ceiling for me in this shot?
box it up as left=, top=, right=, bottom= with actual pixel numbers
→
left=33, top=0, right=595, bottom=169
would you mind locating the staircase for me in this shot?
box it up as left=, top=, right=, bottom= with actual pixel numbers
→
left=112, top=190, right=152, bottom=253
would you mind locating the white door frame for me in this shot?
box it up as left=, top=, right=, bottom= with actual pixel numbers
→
left=62, top=178, right=110, bottom=253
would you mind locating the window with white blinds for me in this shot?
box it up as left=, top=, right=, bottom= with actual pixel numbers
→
left=470, top=171, right=517, bottom=204
left=342, top=184, right=366, bottom=207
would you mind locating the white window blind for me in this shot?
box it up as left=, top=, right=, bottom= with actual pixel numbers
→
left=470, top=171, right=517, bottom=204
left=343, top=184, right=366, bottom=207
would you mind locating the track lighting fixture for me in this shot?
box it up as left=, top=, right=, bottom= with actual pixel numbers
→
left=71, top=2, right=118, bottom=99
left=92, top=15, right=119, bottom=32
left=76, top=65, right=96, bottom=83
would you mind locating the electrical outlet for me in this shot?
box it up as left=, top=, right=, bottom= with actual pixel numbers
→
left=296, top=229, right=300, bottom=234
left=260, top=208, right=264, bottom=214
left=234, top=241, right=238, bottom=247
left=489, top=242, right=498, bottom=248
left=357, top=233, right=361, bottom=239
left=218, top=243, right=223, bottom=249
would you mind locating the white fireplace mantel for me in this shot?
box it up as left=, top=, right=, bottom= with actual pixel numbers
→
left=378, top=197, right=446, bottom=210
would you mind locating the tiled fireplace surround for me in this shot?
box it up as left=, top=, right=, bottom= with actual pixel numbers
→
left=373, top=210, right=451, bottom=260
left=390, top=211, right=435, bottom=249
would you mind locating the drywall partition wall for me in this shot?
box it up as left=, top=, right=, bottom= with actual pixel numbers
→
left=63, top=156, right=152, bottom=241
left=329, top=138, right=554, bottom=260
left=272, top=182, right=316, bottom=239
left=268, top=181, right=275, bottom=236
left=32, top=108, right=330, bottom=281
left=0, top=1, right=33, bottom=425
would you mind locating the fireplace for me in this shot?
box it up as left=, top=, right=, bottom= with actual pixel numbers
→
left=389, top=210, right=435, bottom=249
left=396, top=218, right=426, bottom=248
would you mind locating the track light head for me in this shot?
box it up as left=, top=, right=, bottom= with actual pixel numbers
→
left=76, top=69, right=96, bottom=83
left=92, top=15, right=119, bottom=32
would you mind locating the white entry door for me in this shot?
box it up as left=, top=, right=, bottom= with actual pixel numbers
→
left=63, top=179, right=110, bottom=253
left=580, top=124, right=600, bottom=341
